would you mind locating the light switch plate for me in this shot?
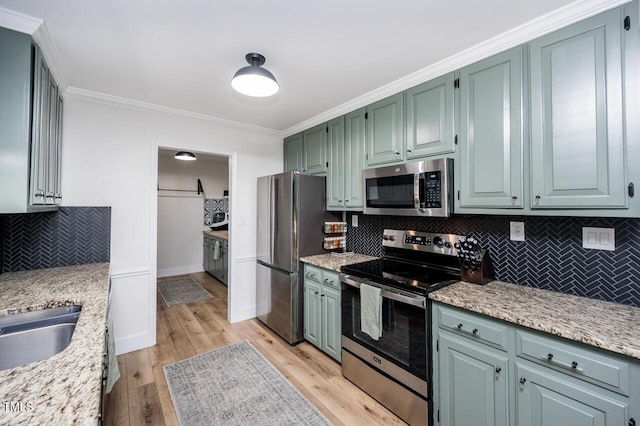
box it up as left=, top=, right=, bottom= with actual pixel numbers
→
left=510, top=222, right=525, bottom=241
left=352, top=214, right=358, bottom=227
left=582, top=227, right=615, bottom=251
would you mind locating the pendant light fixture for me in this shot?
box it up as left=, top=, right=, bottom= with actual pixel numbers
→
left=231, top=53, right=279, bottom=97
left=174, top=151, right=197, bottom=161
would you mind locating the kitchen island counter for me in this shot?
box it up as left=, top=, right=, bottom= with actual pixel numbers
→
left=0, top=262, right=110, bottom=425
left=300, top=253, right=378, bottom=272
left=430, top=280, right=640, bottom=360
left=203, top=229, right=228, bottom=240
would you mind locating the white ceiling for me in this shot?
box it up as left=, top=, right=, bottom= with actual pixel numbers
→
left=0, top=0, right=611, bottom=132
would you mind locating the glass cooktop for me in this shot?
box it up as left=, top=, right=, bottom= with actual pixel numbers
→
left=341, top=258, right=459, bottom=296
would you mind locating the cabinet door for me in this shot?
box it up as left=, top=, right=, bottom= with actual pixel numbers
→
left=516, top=363, right=627, bottom=426
left=366, top=93, right=404, bottom=166
left=30, top=49, right=50, bottom=205
left=529, top=8, right=626, bottom=208
left=203, top=238, right=210, bottom=271
left=406, top=73, right=455, bottom=159
left=45, top=76, right=59, bottom=205
left=344, top=108, right=366, bottom=209
left=303, top=279, right=321, bottom=348
left=304, top=123, right=328, bottom=175
left=284, top=133, right=303, bottom=172
left=321, top=284, right=341, bottom=362
left=53, top=95, right=63, bottom=205
left=458, top=47, right=524, bottom=208
left=327, top=117, right=346, bottom=209
left=439, top=333, right=509, bottom=426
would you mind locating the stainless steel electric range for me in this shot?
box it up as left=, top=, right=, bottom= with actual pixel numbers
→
left=340, top=229, right=463, bottom=426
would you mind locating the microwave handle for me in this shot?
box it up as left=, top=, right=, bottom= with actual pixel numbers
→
left=418, top=174, right=425, bottom=207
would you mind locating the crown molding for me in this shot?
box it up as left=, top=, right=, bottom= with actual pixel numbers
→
left=63, top=87, right=283, bottom=137
left=0, top=6, right=42, bottom=33
left=283, top=0, right=631, bottom=137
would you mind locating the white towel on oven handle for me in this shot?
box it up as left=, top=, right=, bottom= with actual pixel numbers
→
left=360, top=283, right=382, bottom=340
left=213, top=240, right=220, bottom=260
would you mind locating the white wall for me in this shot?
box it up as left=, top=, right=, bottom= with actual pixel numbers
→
left=157, top=154, right=229, bottom=277
left=60, top=98, right=282, bottom=354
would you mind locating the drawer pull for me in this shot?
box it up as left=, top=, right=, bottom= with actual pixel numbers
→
left=457, top=323, right=463, bottom=329
left=519, top=377, right=526, bottom=384
left=456, top=323, right=479, bottom=336
left=629, top=418, right=636, bottom=426
left=314, top=291, right=319, bottom=295
left=472, top=328, right=478, bottom=335
left=495, top=367, right=502, bottom=374
left=542, top=353, right=584, bottom=373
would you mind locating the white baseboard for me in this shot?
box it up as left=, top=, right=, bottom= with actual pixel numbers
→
left=115, top=332, right=155, bottom=356
left=157, top=264, right=204, bottom=278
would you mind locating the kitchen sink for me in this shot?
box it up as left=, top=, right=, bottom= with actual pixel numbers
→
left=0, top=305, right=82, bottom=370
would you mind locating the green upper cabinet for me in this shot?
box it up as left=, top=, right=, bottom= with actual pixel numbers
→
left=458, top=47, right=524, bottom=209
left=405, top=73, right=455, bottom=159
left=304, top=123, right=328, bottom=175
left=327, top=116, right=346, bottom=209
left=366, top=93, right=405, bottom=166
left=284, top=132, right=303, bottom=172
left=327, top=109, right=365, bottom=210
left=529, top=7, right=626, bottom=209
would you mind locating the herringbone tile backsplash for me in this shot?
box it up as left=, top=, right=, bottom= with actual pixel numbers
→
left=0, top=206, right=111, bottom=273
left=346, top=214, right=640, bottom=308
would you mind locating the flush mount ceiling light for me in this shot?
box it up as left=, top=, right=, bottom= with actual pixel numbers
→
left=231, top=53, right=279, bottom=97
left=174, top=151, right=197, bottom=161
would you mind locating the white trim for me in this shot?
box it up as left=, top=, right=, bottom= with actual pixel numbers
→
left=283, top=0, right=632, bottom=137
left=157, top=265, right=204, bottom=278
left=0, top=6, right=42, bottom=34
left=236, top=255, right=257, bottom=262
left=65, top=87, right=282, bottom=136
left=109, top=269, right=150, bottom=279
left=32, top=22, right=68, bottom=90
left=115, top=332, right=155, bottom=356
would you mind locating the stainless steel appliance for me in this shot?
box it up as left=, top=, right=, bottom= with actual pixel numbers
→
left=363, top=157, right=453, bottom=217
left=340, top=229, right=462, bottom=425
left=256, top=172, right=336, bottom=345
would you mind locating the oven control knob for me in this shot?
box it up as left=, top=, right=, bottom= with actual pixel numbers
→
left=445, top=241, right=451, bottom=248
left=389, top=235, right=395, bottom=241
left=433, top=236, right=445, bottom=248
left=382, top=235, right=390, bottom=240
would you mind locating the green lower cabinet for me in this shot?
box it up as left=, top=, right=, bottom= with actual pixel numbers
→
left=303, top=265, right=341, bottom=362
left=433, top=302, right=639, bottom=426
left=516, top=363, right=627, bottom=426
left=439, top=332, right=509, bottom=426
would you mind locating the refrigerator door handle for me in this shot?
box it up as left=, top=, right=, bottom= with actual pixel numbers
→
left=269, top=176, right=275, bottom=264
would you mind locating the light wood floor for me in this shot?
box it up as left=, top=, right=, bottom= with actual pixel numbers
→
left=102, top=272, right=406, bottom=425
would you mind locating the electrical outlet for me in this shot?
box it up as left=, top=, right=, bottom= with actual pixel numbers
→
left=582, top=227, right=615, bottom=251
left=352, top=214, right=358, bottom=227
left=510, top=222, right=525, bottom=241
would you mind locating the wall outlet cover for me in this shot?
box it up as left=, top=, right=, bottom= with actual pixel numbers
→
left=582, top=227, right=615, bottom=251
left=510, top=221, right=525, bottom=241
left=352, top=215, right=358, bottom=227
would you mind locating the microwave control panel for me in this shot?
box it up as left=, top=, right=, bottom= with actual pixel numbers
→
left=422, top=171, right=442, bottom=208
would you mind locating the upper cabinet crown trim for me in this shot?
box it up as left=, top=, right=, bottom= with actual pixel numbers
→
left=282, top=0, right=631, bottom=138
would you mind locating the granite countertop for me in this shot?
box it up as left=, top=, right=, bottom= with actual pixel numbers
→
left=0, top=263, right=111, bottom=424
left=203, top=229, right=228, bottom=240
left=429, top=280, right=640, bottom=360
left=300, top=253, right=378, bottom=272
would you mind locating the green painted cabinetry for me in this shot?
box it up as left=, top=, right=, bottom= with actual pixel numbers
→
left=0, top=27, right=62, bottom=213
left=203, top=235, right=228, bottom=285
left=432, top=303, right=639, bottom=426
left=303, top=123, right=328, bottom=175
left=303, top=264, right=341, bottom=362
left=284, top=132, right=304, bottom=172
left=365, top=93, right=405, bottom=166
left=327, top=110, right=365, bottom=210
left=405, top=73, right=455, bottom=159
left=457, top=47, right=524, bottom=209
left=529, top=7, right=627, bottom=209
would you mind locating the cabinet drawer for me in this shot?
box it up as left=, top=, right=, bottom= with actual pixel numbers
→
left=515, top=329, right=630, bottom=396
left=304, top=265, right=322, bottom=283
left=321, top=270, right=340, bottom=290
left=437, top=305, right=509, bottom=352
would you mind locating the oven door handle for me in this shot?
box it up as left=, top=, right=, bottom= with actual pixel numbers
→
left=340, top=274, right=426, bottom=309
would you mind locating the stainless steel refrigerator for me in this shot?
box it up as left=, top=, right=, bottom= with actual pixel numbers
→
left=256, top=172, right=336, bottom=344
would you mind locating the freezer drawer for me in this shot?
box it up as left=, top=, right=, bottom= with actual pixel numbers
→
left=256, top=261, right=302, bottom=344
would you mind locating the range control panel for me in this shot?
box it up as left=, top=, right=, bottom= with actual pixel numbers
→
left=382, top=229, right=464, bottom=256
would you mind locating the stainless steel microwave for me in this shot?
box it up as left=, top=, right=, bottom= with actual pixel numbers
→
left=363, top=158, right=453, bottom=217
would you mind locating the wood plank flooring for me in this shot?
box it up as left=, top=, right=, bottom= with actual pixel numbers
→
left=102, top=272, right=406, bottom=425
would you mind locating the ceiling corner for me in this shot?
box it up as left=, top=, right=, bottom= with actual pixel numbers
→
left=0, top=6, right=42, bottom=34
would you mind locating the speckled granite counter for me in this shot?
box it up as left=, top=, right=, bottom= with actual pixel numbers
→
left=429, top=280, right=640, bottom=360
left=300, top=253, right=378, bottom=272
left=0, top=263, right=110, bottom=425
left=203, top=230, right=228, bottom=240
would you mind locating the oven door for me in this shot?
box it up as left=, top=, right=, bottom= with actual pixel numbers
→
left=341, top=276, right=427, bottom=381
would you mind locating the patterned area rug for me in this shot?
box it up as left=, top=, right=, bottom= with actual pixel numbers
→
left=164, top=340, right=331, bottom=426
left=158, top=277, right=213, bottom=307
